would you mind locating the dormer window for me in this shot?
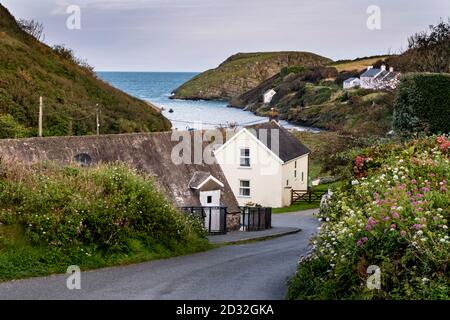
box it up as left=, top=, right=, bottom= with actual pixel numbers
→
left=240, top=148, right=251, bottom=167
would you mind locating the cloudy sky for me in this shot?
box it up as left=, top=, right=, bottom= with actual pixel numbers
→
left=3, top=0, right=449, bottom=71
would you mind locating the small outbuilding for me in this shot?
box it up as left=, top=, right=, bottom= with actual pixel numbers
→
left=343, top=77, right=360, bottom=89
left=263, top=89, right=277, bottom=104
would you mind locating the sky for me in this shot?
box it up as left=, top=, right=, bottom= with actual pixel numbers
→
left=2, top=0, right=449, bottom=72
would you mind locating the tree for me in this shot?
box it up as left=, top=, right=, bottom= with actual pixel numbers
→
left=406, top=19, right=450, bottom=73
left=18, top=19, right=45, bottom=41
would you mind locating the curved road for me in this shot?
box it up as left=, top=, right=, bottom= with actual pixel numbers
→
left=0, top=210, right=318, bottom=300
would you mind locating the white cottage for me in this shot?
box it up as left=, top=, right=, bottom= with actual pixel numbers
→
left=343, top=77, right=360, bottom=89
left=360, top=65, right=400, bottom=90
left=263, top=89, right=277, bottom=104
left=214, top=121, right=310, bottom=208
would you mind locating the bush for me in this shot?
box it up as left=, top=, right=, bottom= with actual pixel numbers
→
left=393, top=73, right=450, bottom=134
left=0, top=162, right=208, bottom=254
left=288, top=136, right=449, bottom=300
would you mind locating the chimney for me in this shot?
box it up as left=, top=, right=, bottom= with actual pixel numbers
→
left=367, top=66, right=373, bottom=70
left=381, top=65, right=386, bottom=71
left=389, top=67, right=394, bottom=72
left=269, top=108, right=279, bottom=123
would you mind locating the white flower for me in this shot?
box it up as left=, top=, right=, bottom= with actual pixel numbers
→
left=442, top=225, right=448, bottom=230
left=422, top=277, right=429, bottom=283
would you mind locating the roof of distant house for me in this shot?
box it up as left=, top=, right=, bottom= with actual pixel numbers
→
left=245, top=121, right=310, bottom=162
left=344, top=77, right=359, bottom=83
left=361, top=68, right=383, bottom=78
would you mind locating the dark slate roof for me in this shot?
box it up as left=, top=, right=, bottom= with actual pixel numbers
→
left=0, top=133, right=240, bottom=213
left=245, top=121, right=310, bottom=162
left=344, top=77, right=358, bottom=83
left=374, top=70, right=389, bottom=80
left=382, top=72, right=400, bottom=81
left=188, top=171, right=223, bottom=189
left=361, top=68, right=382, bottom=78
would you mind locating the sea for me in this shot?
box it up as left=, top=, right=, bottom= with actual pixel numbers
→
left=97, top=72, right=317, bottom=131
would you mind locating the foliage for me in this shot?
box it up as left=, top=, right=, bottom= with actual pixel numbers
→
left=406, top=19, right=450, bottom=73
left=393, top=73, right=450, bottom=134
left=0, top=4, right=170, bottom=138
left=0, top=114, right=29, bottom=138
left=17, top=19, right=44, bottom=41
left=0, top=162, right=209, bottom=280
left=288, top=136, right=450, bottom=299
left=172, top=51, right=332, bottom=100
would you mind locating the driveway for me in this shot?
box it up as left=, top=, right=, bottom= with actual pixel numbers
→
left=0, top=209, right=319, bottom=300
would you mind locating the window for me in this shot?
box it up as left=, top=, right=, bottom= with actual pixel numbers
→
left=207, top=196, right=212, bottom=204
left=286, top=179, right=289, bottom=186
left=301, top=172, right=304, bottom=182
left=240, top=148, right=250, bottom=167
left=295, top=161, right=297, bottom=169
left=239, top=180, right=251, bottom=197
left=294, top=170, right=297, bottom=178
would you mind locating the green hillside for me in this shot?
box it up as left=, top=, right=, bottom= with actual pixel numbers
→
left=171, top=51, right=332, bottom=100
left=0, top=4, right=171, bottom=138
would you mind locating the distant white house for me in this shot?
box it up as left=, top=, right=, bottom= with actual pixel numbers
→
left=214, top=120, right=310, bottom=208
left=359, top=65, right=401, bottom=90
left=343, top=77, right=360, bottom=89
left=263, top=89, right=277, bottom=104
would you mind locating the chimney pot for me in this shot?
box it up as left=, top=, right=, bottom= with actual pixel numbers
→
left=381, top=65, right=386, bottom=71
left=389, top=67, right=394, bottom=72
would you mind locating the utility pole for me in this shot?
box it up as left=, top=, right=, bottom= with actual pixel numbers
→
left=96, top=103, right=100, bottom=136
left=38, top=96, right=43, bottom=137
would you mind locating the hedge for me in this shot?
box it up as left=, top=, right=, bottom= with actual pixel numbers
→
left=393, top=73, right=450, bottom=134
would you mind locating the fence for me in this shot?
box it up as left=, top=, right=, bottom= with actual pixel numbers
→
left=180, top=206, right=227, bottom=235
left=291, top=189, right=327, bottom=204
left=240, top=207, right=272, bottom=231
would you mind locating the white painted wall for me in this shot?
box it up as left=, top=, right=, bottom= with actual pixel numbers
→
left=215, top=129, right=309, bottom=208
left=281, top=155, right=309, bottom=207
left=215, top=130, right=283, bottom=208
left=200, top=190, right=221, bottom=231
left=199, top=190, right=221, bottom=207
left=263, top=89, right=276, bottom=104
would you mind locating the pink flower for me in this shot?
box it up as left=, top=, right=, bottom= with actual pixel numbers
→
left=390, top=224, right=397, bottom=230
left=411, top=179, right=417, bottom=184
left=400, top=230, right=407, bottom=237
left=392, top=211, right=400, bottom=219
left=357, top=237, right=369, bottom=247
left=422, top=187, right=430, bottom=193
left=413, top=224, right=422, bottom=230
left=415, top=194, right=424, bottom=198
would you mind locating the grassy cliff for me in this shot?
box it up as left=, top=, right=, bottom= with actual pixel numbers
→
left=230, top=65, right=395, bottom=137
left=171, top=51, right=332, bottom=100
left=0, top=5, right=171, bottom=138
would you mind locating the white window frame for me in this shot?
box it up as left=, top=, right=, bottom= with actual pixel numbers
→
left=239, top=180, right=251, bottom=197
left=239, top=148, right=251, bottom=168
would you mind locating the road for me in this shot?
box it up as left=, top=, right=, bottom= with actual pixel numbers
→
left=0, top=209, right=319, bottom=300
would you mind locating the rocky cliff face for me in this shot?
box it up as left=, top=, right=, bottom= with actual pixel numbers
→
left=171, top=52, right=332, bottom=100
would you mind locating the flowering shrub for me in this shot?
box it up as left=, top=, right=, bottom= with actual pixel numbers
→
left=0, top=163, right=207, bottom=253
left=288, top=136, right=449, bottom=299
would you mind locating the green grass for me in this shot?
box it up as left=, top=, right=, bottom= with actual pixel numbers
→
left=0, top=162, right=210, bottom=281
left=0, top=4, right=170, bottom=138
left=272, top=201, right=320, bottom=214
left=172, top=51, right=332, bottom=100
left=0, top=238, right=211, bottom=281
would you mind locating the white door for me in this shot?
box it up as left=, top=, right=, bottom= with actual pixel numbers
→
left=200, top=190, right=221, bottom=232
